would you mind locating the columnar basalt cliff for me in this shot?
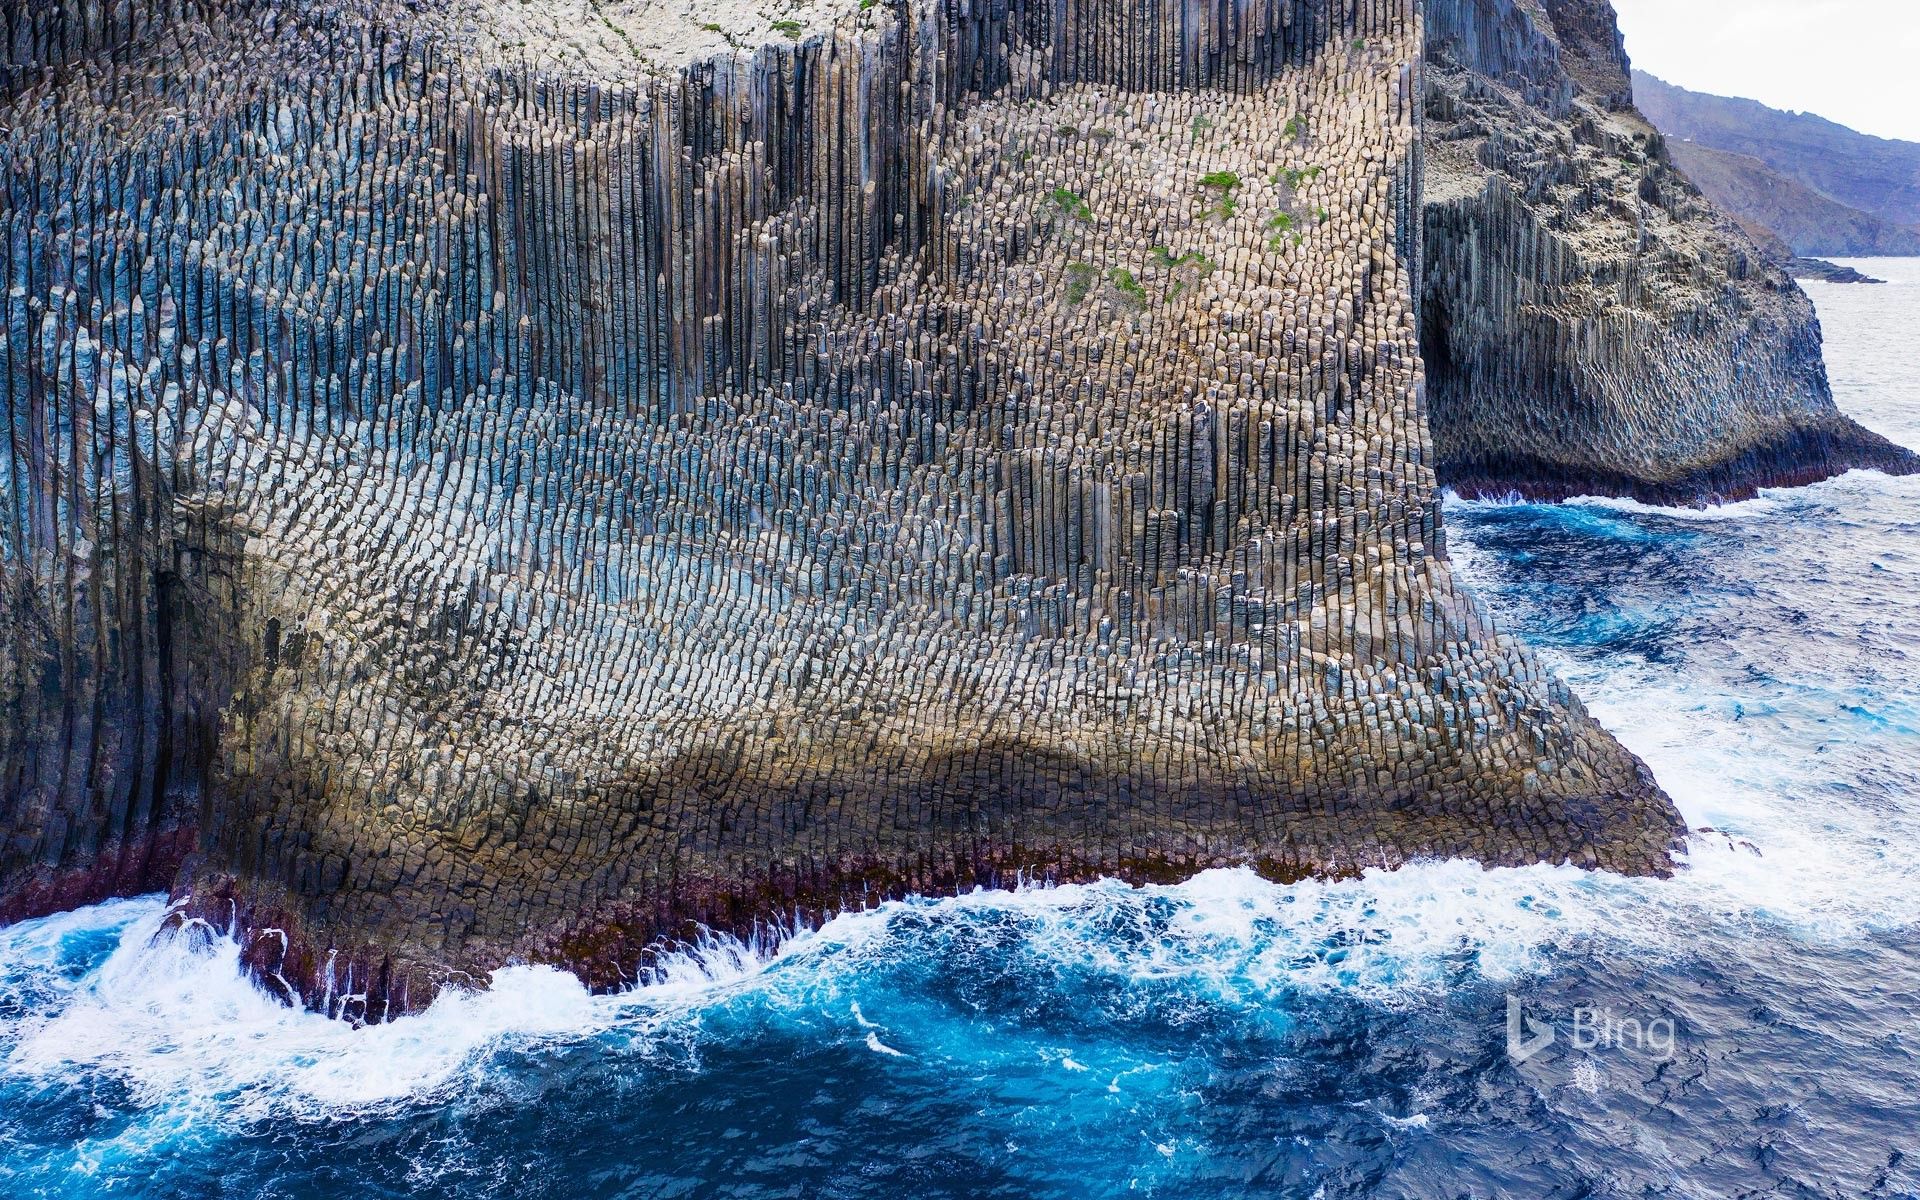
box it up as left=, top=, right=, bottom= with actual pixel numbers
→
left=1421, top=0, right=1918, bottom=502
left=1, top=0, right=1700, bottom=1017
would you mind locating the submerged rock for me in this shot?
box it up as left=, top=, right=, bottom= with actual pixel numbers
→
left=9, top=0, right=1849, bottom=1017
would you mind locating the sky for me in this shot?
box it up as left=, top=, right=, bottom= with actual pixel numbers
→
left=1611, top=0, right=1920, bottom=143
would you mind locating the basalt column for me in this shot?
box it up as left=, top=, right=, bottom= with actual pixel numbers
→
left=1, top=0, right=1682, bottom=1017
left=1421, top=0, right=1918, bottom=503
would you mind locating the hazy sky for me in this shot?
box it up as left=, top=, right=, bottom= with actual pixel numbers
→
left=1611, top=0, right=1920, bottom=143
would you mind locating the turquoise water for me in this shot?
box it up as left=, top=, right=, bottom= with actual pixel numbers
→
left=2, top=261, right=1918, bottom=1198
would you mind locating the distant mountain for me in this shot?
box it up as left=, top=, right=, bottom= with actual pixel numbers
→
left=1662, top=141, right=1920, bottom=258
left=1633, top=72, right=1920, bottom=256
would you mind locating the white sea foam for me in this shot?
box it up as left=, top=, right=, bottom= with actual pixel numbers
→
left=865, top=1032, right=908, bottom=1057
left=0, top=904, right=777, bottom=1120
left=5, top=829, right=1901, bottom=1123
left=1445, top=462, right=1920, bottom=527
left=0, top=817, right=1910, bottom=1127
left=1441, top=486, right=1788, bottom=522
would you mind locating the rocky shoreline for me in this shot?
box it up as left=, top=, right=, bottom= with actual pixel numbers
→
left=1420, top=0, right=1916, bottom=506
left=1788, top=259, right=1887, bottom=286
left=1441, top=421, right=1920, bottom=506
left=1, top=0, right=1884, bottom=1017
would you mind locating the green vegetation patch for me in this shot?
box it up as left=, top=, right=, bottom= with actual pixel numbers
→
left=1199, top=171, right=1242, bottom=218
left=1064, top=261, right=1097, bottom=305
left=1050, top=187, right=1094, bottom=222
left=1150, top=246, right=1217, bottom=277
left=1108, top=267, right=1149, bottom=307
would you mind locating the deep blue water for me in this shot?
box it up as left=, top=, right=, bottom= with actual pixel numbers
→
left=2, top=262, right=1919, bottom=1199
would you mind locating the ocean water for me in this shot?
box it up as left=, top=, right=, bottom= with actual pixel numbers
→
left=2, top=261, right=1918, bottom=1199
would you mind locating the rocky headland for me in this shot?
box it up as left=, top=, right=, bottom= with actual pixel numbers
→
left=1787, top=260, right=1886, bottom=287
left=1420, top=0, right=1916, bottom=504
left=0, top=0, right=1889, bottom=1017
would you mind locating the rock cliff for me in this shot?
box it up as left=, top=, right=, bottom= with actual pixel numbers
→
left=1421, top=0, right=1917, bottom=502
left=0, top=0, right=1744, bottom=1016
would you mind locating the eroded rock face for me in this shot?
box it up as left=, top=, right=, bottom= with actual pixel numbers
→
left=0, top=0, right=1690, bottom=1016
left=1421, top=0, right=1918, bottom=503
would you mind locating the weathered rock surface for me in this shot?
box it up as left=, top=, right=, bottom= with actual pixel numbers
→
left=1421, top=0, right=1918, bottom=503
left=2, top=0, right=1696, bottom=1017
